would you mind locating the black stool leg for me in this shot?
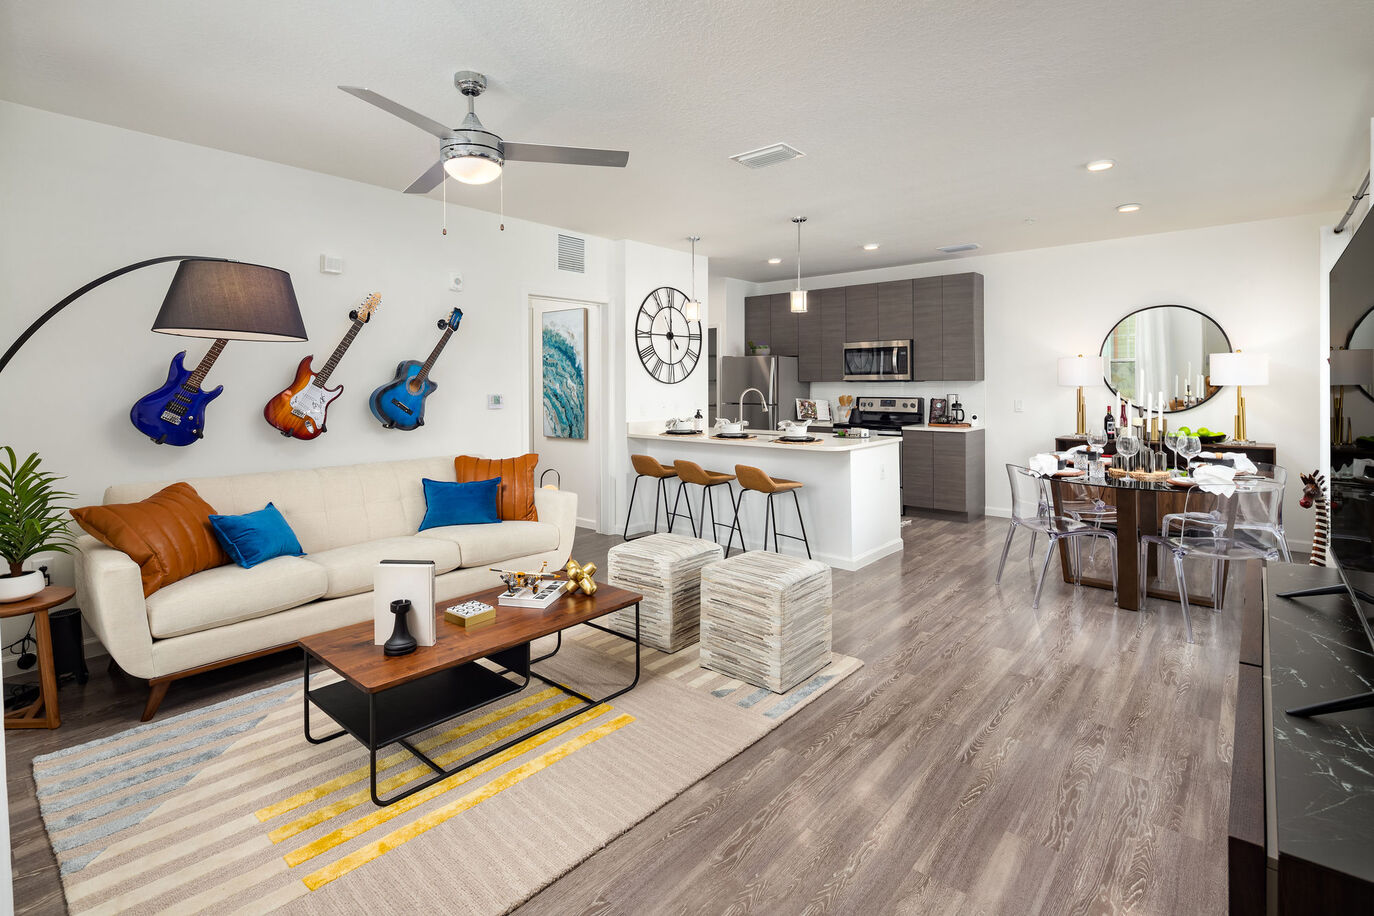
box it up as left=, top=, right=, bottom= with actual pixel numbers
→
left=699, top=484, right=710, bottom=541
left=652, top=477, right=664, bottom=534
left=793, top=489, right=812, bottom=559
left=623, top=474, right=642, bottom=541
left=764, top=493, right=775, bottom=553
left=726, top=488, right=746, bottom=556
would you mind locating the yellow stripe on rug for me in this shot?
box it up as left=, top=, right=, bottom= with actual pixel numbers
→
left=284, top=704, right=615, bottom=868
left=255, top=686, right=561, bottom=822
left=269, top=696, right=584, bottom=842
left=303, top=712, right=635, bottom=891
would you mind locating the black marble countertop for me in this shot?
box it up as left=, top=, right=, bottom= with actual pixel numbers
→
left=1266, top=563, right=1374, bottom=884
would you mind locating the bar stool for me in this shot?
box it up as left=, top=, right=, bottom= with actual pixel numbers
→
left=624, top=454, right=693, bottom=541
left=672, top=460, right=738, bottom=547
left=732, top=464, right=811, bottom=559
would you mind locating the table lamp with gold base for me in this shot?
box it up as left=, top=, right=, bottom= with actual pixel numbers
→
left=1208, top=350, right=1269, bottom=444
left=1057, top=354, right=1103, bottom=436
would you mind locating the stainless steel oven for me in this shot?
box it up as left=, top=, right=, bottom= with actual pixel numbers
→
left=843, top=340, right=913, bottom=381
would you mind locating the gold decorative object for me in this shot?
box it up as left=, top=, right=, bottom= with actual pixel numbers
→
left=563, top=559, right=598, bottom=596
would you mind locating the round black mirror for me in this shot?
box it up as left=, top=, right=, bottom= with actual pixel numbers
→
left=1099, top=305, right=1231, bottom=413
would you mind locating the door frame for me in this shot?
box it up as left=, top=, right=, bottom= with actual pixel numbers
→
left=527, top=294, right=610, bottom=531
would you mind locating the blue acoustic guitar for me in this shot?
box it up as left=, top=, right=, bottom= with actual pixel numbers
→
left=129, top=338, right=228, bottom=446
left=369, top=308, right=463, bottom=430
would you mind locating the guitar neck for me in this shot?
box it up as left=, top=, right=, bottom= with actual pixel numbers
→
left=187, top=339, right=228, bottom=390
left=417, top=327, right=454, bottom=384
left=313, top=320, right=363, bottom=387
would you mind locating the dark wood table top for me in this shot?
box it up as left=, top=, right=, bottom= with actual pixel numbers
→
left=0, top=586, right=74, bottom=619
left=299, top=582, right=642, bottom=694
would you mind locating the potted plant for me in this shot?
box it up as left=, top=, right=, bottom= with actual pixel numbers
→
left=748, top=340, right=771, bottom=356
left=0, top=447, right=75, bottom=603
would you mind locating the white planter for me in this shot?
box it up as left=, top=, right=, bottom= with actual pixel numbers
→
left=0, top=570, right=44, bottom=603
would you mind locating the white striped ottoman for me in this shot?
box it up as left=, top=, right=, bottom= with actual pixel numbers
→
left=604, top=533, right=724, bottom=653
left=699, top=551, right=832, bottom=693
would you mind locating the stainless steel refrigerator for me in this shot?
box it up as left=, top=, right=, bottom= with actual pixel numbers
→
left=718, top=356, right=808, bottom=432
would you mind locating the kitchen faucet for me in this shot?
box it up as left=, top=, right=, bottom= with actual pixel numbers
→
left=739, top=387, right=771, bottom=427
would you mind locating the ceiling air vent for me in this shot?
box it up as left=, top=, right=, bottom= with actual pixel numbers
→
left=937, top=243, right=981, bottom=254
left=730, top=143, right=806, bottom=169
left=557, top=234, right=585, bottom=273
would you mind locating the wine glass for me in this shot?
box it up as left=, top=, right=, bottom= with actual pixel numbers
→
left=1177, top=435, right=1202, bottom=472
left=1163, top=432, right=1179, bottom=471
left=1116, top=433, right=1140, bottom=471
left=1086, top=430, right=1108, bottom=462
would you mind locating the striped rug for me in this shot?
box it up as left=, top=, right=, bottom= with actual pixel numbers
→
left=34, top=625, right=861, bottom=914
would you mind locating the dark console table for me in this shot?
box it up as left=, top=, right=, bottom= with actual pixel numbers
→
left=1229, top=564, right=1374, bottom=914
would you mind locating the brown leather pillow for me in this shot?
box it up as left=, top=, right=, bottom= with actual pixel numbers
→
left=71, top=482, right=229, bottom=597
left=454, top=454, right=538, bottom=521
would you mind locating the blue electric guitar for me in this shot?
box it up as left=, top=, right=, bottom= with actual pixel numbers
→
left=130, top=339, right=228, bottom=446
left=369, top=308, right=463, bottom=430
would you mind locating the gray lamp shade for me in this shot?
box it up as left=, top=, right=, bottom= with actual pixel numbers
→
left=151, top=259, right=307, bottom=341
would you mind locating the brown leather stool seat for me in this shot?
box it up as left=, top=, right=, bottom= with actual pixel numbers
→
left=672, top=460, right=738, bottom=548
left=624, top=454, right=693, bottom=541
left=729, top=464, right=811, bottom=559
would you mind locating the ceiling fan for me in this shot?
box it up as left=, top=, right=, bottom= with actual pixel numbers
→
left=340, top=71, right=629, bottom=193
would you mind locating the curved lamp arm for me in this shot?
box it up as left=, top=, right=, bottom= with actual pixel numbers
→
left=0, top=256, right=227, bottom=377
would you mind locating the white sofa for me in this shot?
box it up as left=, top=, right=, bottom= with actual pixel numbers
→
left=74, top=456, right=576, bottom=719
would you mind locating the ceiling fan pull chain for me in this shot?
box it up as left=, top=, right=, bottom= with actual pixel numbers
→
left=441, top=173, right=448, bottom=236
left=499, top=171, right=505, bottom=232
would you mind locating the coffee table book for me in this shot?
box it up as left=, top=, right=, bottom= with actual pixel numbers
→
left=298, top=582, right=643, bottom=807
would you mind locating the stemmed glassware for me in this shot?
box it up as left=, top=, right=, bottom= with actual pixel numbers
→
left=1177, top=435, right=1202, bottom=473
left=1085, top=430, right=1109, bottom=479
left=1163, top=432, right=1180, bottom=471
left=1116, top=433, right=1140, bottom=471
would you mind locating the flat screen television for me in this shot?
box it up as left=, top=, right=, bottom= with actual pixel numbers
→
left=1279, top=467, right=1374, bottom=716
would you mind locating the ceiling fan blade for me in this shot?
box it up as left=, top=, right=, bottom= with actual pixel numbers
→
left=404, top=161, right=447, bottom=194
left=504, top=142, right=629, bottom=168
left=339, top=86, right=452, bottom=139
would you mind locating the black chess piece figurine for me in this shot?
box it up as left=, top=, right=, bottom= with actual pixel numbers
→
left=384, top=599, right=418, bottom=657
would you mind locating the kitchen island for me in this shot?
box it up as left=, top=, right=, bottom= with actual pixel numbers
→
left=626, top=424, right=902, bottom=570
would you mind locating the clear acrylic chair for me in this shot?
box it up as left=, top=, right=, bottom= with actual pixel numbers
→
left=996, top=465, right=1119, bottom=609
left=1140, top=479, right=1284, bottom=643
left=1059, top=478, right=1117, bottom=570
left=1159, top=463, right=1290, bottom=562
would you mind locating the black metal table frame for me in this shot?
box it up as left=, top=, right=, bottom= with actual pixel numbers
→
left=303, top=603, right=640, bottom=807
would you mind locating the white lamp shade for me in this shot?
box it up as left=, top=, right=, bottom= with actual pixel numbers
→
left=1209, top=351, right=1269, bottom=386
left=683, top=298, right=702, bottom=322
left=443, top=155, right=502, bottom=185
left=1057, top=355, right=1103, bottom=387
left=790, top=289, right=808, bottom=313
left=1330, top=348, right=1373, bottom=386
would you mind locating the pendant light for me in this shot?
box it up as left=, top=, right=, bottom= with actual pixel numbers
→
left=684, top=235, right=702, bottom=322
left=790, top=216, right=808, bottom=313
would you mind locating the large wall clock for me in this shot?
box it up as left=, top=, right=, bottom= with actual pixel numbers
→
left=635, top=286, right=701, bottom=384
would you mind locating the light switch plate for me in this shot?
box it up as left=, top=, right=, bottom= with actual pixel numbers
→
left=1014, top=399, right=1024, bottom=413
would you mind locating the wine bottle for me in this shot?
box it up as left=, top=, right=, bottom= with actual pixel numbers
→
left=1104, top=405, right=1116, bottom=438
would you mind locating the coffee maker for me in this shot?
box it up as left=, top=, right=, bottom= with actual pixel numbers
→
left=947, top=394, right=965, bottom=424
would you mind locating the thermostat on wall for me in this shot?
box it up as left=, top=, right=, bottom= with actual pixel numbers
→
left=487, top=394, right=504, bottom=409
left=319, top=254, right=344, bottom=275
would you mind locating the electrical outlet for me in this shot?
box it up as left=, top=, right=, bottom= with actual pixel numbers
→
left=1014, top=399, right=1024, bottom=413
left=448, top=272, right=463, bottom=292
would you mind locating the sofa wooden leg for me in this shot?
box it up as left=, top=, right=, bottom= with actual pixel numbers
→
left=142, top=681, right=171, bottom=721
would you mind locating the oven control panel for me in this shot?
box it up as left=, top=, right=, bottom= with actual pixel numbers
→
left=857, top=396, right=924, bottom=415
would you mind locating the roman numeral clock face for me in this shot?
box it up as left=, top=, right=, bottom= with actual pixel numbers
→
left=635, top=287, right=701, bottom=384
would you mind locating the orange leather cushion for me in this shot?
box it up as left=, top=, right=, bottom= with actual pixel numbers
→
left=454, top=454, right=539, bottom=521
left=71, top=482, right=229, bottom=597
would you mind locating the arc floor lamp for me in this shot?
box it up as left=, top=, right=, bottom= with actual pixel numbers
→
left=0, top=256, right=307, bottom=377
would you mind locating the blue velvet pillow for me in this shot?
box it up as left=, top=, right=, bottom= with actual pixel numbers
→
left=419, top=477, right=502, bottom=530
left=208, top=502, right=305, bottom=569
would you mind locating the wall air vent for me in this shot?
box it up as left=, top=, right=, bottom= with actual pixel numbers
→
left=937, top=243, right=981, bottom=254
left=730, top=143, right=806, bottom=169
left=557, top=234, right=586, bottom=273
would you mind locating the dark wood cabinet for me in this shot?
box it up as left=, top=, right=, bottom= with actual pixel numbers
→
left=913, top=277, right=943, bottom=379
left=941, top=273, right=983, bottom=381
left=877, top=280, right=914, bottom=341
left=820, top=288, right=845, bottom=382
left=769, top=293, right=798, bottom=357
left=844, top=284, right=878, bottom=342
left=744, top=295, right=770, bottom=352
left=903, top=428, right=984, bottom=520
left=796, top=292, right=822, bottom=381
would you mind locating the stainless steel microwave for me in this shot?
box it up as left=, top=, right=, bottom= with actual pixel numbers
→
left=843, top=340, right=913, bottom=381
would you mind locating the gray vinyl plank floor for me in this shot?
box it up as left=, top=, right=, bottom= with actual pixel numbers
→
left=5, top=515, right=1241, bottom=915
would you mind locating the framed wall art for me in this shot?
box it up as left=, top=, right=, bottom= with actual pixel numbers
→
left=541, top=308, right=587, bottom=439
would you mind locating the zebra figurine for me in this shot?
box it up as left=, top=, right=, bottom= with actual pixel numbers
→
left=1299, top=471, right=1330, bottom=567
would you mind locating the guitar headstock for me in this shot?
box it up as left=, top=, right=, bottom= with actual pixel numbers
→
left=437, top=307, right=464, bottom=331
left=350, top=292, right=382, bottom=323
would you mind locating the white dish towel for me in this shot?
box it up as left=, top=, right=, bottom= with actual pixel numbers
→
left=1193, top=464, right=1237, bottom=495
left=1029, top=454, right=1059, bottom=477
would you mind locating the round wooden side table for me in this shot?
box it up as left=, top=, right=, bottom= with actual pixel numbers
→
left=1, top=585, right=76, bottom=729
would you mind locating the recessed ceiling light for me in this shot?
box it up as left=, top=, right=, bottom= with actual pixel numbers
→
left=1086, top=159, right=1116, bottom=172
left=767, top=257, right=782, bottom=264
left=862, top=243, right=880, bottom=251
left=1116, top=203, right=1142, bottom=213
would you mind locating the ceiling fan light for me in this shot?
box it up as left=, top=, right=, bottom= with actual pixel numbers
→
left=790, top=289, right=808, bottom=313
left=444, top=154, right=503, bottom=185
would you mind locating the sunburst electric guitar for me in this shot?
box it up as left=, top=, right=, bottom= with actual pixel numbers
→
left=263, top=294, right=380, bottom=439
left=369, top=307, right=464, bottom=431
left=129, top=338, right=229, bottom=446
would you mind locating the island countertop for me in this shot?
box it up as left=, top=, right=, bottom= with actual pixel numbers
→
left=627, top=425, right=900, bottom=452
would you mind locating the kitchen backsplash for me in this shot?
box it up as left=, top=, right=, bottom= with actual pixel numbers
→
left=806, top=380, right=988, bottom=425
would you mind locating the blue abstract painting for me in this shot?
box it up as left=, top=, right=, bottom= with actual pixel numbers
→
left=542, top=308, right=587, bottom=439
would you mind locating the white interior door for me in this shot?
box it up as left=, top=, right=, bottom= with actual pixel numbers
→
left=530, top=296, right=602, bottom=530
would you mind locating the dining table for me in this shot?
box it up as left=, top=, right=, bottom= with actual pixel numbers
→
left=1045, top=470, right=1233, bottom=612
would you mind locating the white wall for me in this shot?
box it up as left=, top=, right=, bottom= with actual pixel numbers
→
left=743, top=213, right=1335, bottom=540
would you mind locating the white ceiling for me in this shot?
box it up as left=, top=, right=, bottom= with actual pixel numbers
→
left=2, top=0, right=1372, bottom=281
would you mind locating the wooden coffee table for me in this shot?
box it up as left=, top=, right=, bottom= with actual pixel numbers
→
left=298, top=582, right=642, bottom=807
